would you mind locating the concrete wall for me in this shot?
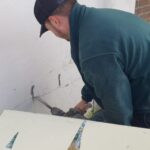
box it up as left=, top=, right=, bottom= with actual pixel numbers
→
left=0, top=0, right=135, bottom=114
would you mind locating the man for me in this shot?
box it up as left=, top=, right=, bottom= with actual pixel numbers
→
left=34, top=0, right=150, bottom=128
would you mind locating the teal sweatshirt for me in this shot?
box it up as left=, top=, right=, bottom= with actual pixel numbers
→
left=69, top=3, right=150, bottom=125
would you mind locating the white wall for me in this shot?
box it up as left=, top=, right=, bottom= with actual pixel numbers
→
left=80, top=0, right=135, bottom=13
left=0, top=0, right=135, bottom=114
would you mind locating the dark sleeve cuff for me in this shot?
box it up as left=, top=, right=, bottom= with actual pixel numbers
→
left=81, top=85, right=94, bottom=102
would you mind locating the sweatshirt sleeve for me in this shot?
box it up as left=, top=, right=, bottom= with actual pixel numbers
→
left=81, top=84, right=94, bottom=102
left=82, top=54, right=133, bottom=125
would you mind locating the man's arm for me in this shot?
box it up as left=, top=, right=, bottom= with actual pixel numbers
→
left=74, top=82, right=94, bottom=113
left=82, top=54, right=133, bottom=125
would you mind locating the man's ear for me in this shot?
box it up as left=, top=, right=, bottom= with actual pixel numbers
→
left=48, top=16, right=61, bottom=28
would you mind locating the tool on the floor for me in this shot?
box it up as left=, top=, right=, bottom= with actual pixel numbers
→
left=30, top=85, right=86, bottom=119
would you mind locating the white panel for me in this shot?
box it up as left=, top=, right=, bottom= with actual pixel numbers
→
left=81, top=121, right=150, bottom=150
left=0, top=110, right=83, bottom=150
left=0, top=110, right=150, bottom=150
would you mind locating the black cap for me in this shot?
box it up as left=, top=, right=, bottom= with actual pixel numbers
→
left=34, top=0, right=66, bottom=37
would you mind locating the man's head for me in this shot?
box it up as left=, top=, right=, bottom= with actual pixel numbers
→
left=34, top=0, right=76, bottom=40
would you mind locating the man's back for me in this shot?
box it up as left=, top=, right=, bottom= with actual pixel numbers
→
left=78, top=6, right=150, bottom=67
left=70, top=3, right=150, bottom=126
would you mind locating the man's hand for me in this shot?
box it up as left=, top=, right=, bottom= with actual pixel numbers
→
left=74, top=99, right=92, bottom=114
